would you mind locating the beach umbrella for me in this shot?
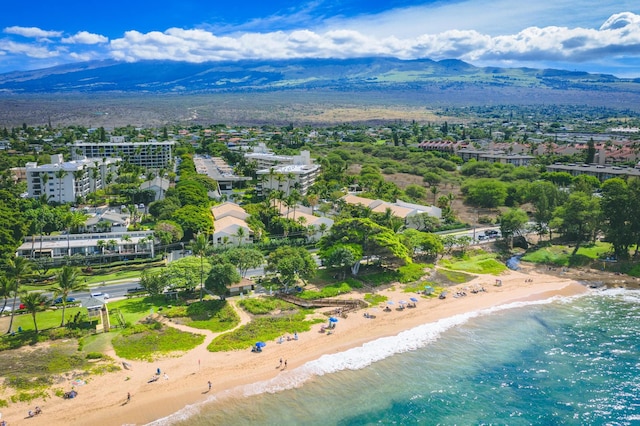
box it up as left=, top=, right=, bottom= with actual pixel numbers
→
left=399, top=300, right=407, bottom=305
left=387, top=300, right=394, bottom=305
left=424, top=286, right=433, bottom=295
left=255, top=341, right=266, bottom=348
left=410, top=297, right=419, bottom=303
left=329, top=317, right=339, bottom=323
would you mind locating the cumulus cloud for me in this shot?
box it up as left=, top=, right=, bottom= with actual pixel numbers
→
left=105, top=12, right=640, bottom=66
left=61, top=31, right=108, bottom=44
left=3, top=26, right=62, bottom=39
left=0, top=39, right=60, bottom=58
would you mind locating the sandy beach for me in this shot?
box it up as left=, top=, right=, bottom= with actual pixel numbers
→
left=2, top=269, right=589, bottom=426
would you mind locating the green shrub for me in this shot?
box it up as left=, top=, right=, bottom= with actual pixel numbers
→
left=364, top=293, right=387, bottom=305
left=85, top=352, right=104, bottom=360
left=298, top=282, right=353, bottom=300
left=237, top=298, right=296, bottom=315
left=0, top=399, right=8, bottom=408
left=398, top=263, right=429, bottom=283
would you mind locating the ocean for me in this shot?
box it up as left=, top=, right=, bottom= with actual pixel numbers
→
left=156, top=289, right=640, bottom=425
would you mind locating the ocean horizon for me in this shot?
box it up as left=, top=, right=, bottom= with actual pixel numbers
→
left=150, top=288, right=640, bottom=426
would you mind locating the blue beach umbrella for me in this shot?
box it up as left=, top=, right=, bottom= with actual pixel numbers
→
left=329, top=317, right=339, bottom=323
left=410, top=297, right=419, bottom=303
left=255, top=341, right=266, bottom=348
left=387, top=300, right=394, bottom=305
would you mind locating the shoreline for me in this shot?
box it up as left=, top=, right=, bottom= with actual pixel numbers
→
left=3, top=269, right=590, bottom=426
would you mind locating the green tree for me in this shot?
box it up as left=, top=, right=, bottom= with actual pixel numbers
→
left=527, top=181, right=566, bottom=240
left=499, top=208, right=529, bottom=248
left=155, top=220, right=184, bottom=245
left=6, top=257, right=31, bottom=334
left=205, top=263, right=241, bottom=300
left=600, top=178, right=634, bottom=259
left=51, top=265, right=88, bottom=326
left=190, top=233, right=210, bottom=302
left=553, top=192, right=601, bottom=255
left=462, top=179, right=508, bottom=208
left=167, top=257, right=212, bottom=292
left=319, top=218, right=411, bottom=267
left=319, top=244, right=362, bottom=279
left=571, top=174, right=600, bottom=194
left=172, top=205, right=214, bottom=240
left=0, top=274, right=13, bottom=314
left=139, top=270, right=166, bottom=296
left=266, top=246, right=317, bottom=289
left=21, top=291, right=49, bottom=333
left=401, top=229, right=443, bottom=259
left=404, top=184, right=427, bottom=201
left=222, top=247, right=265, bottom=278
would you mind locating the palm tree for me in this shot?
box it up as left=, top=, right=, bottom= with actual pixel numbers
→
left=52, top=266, right=88, bottom=327
left=97, top=239, right=106, bottom=255
left=55, top=169, right=67, bottom=204
left=20, top=291, right=49, bottom=333
left=318, top=223, right=328, bottom=237
left=430, top=186, right=440, bottom=204
left=40, top=172, right=49, bottom=199
left=6, top=257, right=31, bottom=334
left=65, top=211, right=88, bottom=258
left=191, top=233, right=209, bottom=302
left=235, top=227, right=246, bottom=247
left=0, top=274, right=12, bottom=314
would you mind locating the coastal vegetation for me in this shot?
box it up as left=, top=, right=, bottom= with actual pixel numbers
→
left=0, top=105, right=640, bottom=415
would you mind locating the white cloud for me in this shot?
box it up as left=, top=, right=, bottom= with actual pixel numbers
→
left=0, top=39, right=60, bottom=58
left=106, top=12, right=640, bottom=67
left=61, top=31, right=108, bottom=45
left=3, top=26, right=62, bottom=39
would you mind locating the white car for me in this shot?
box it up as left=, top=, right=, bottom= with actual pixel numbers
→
left=0, top=306, right=12, bottom=313
left=91, top=292, right=110, bottom=299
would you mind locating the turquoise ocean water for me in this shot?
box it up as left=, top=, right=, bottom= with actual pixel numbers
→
left=153, top=289, right=640, bottom=425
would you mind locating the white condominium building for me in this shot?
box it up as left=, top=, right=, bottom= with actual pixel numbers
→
left=72, top=137, right=175, bottom=169
left=26, top=154, right=119, bottom=203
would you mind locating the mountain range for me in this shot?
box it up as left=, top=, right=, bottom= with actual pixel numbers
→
left=0, top=57, right=637, bottom=94
left=2, top=57, right=640, bottom=127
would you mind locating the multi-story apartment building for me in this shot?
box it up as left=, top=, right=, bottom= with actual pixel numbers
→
left=26, top=154, right=119, bottom=203
left=254, top=150, right=320, bottom=196
left=72, top=137, right=175, bottom=169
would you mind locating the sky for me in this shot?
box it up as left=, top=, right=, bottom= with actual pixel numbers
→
left=1, top=0, right=640, bottom=77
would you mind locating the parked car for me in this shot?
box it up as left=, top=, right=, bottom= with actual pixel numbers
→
left=484, top=230, right=499, bottom=237
left=54, top=297, right=76, bottom=304
left=0, top=306, right=12, bottom=313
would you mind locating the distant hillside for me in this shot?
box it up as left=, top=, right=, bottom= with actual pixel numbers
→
left=2, top=57, right=640, bottom=128
left=0, top=57, right=635, bottom=94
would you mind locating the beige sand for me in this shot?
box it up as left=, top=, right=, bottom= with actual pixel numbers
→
left=2, top=269, right=588, bottom=426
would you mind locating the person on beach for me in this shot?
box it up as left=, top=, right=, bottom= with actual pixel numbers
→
left=284, top=360, right=288, bottom=369
left=208, top=381, right=212, bottom=391
left=127, top=392, right=131, bottom=403
left=279, top=358, right=283, bottom=367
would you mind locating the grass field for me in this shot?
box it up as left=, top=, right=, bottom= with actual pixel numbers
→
left=439, top=253, right=507, bottom=275
left=522, top=242, right=613, bottom=267
left=112, top=322, right=204, bottom=361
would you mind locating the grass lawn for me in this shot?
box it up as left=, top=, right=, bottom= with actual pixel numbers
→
left=439, top=253, right=506, bottom=275
left=2, top=305, right=86, bottom=333
left=107, top=295, right=172, bottom=327
left=237, top=298, right=297, bottom=315
left=207, top=311, right=322, bottom=352
left=522, top=242, right=613, bottom=267
left=163, top=300, right=240, bottom=333
left=112, top=322, right=204, bottom=361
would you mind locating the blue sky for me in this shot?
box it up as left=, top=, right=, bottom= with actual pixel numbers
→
left=1, top=0, right=640, bottom=77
